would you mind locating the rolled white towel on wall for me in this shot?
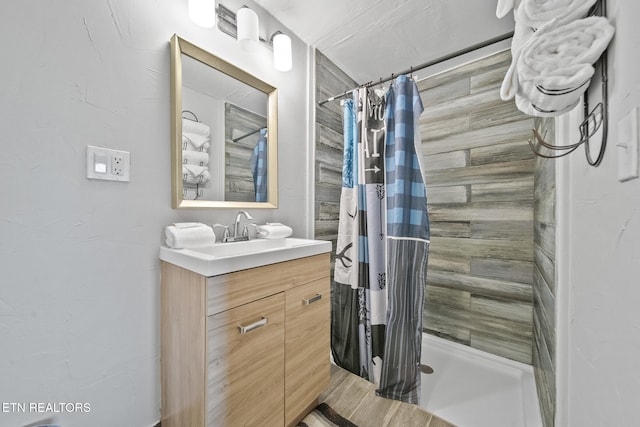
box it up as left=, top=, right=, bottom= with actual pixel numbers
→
left=165, top=223, right=216, bottom=248
left=183, top=164, right=211, bottom=184
left=496, top=0, right=522, bottom=18
left=183, top=133, right=211, bottom=152
left=256, top=223, right=293, bottom=240
left=182, top=150, right=209, bottom=166
left=514, top=16, right=615, bottom=117
left=515, top=0, right=597, bottom=30
left=500, top=20, right=536, bottom=100
left=182, top=118, right=211, bottom=137
left=499, top=0, right=598, bottom=101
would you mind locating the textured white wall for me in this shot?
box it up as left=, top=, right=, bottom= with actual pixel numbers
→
left=5, top=0, right=638, bottom=425
left=559, top=1, right=640, bottom=426
left=0, top=1, right=311, bottom=426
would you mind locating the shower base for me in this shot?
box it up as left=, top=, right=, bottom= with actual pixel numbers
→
left=420, top=333, right=542, bottom=427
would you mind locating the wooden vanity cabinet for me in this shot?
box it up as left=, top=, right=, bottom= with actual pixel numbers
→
left=284, top=277, right=331, bottom=425
left=161, top=253, right=330, bottom=427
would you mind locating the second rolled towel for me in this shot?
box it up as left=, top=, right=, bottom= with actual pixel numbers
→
left=256, top=223, right=293, bottom=240
left=512, top=16, right=615, bottom=116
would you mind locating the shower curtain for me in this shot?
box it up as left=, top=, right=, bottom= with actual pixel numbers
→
left=249, top=128, right=268, bottom=202
left=331, top=75, right=429, bottom=404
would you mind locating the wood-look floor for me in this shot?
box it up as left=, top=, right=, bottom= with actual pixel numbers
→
left=319, top=364, right=456, bottom=427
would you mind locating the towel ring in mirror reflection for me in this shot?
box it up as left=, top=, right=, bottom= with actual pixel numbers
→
left=181, top=110, right=199, bottom=122
left=183, top=185, right=204, bottom=200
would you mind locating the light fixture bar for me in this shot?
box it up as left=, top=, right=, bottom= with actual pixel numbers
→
left=216, top=3, right=237, bottom=38
left=214, top=3, right=292, bottom=71
left=216, top=4, right=271, bottom=46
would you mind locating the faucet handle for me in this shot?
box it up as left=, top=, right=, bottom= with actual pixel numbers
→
left=212, top=223, right=231, bottom=243
left=246, top=223, right=258, bottom=239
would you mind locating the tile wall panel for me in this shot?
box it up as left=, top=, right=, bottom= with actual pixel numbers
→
left=419, top=50, right=535, bottom=364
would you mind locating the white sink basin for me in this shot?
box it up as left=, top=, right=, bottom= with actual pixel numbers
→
left=159, top=238, right=332, bottom=276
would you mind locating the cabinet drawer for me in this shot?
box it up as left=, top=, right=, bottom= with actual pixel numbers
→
left=207, top=293, right=285, bottom=426
left=284, top=277, right=330, bottom=426
left=207, top=253, right=329, bottom=315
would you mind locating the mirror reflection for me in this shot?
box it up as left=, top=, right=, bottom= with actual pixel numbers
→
left=223, top=102, right=268, bottom=202
left=170, top=34, right=278, bottom=209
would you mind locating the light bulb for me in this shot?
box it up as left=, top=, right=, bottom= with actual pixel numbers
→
left=188, top=0, right=216, bottom=28
left=237, top=7, right=259, bottom=51
left=273, top=33, right=292, bottom=72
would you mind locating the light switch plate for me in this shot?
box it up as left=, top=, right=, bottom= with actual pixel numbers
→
left=86, top=145, right=130, bottom=182
left=617, top=107, right=639, bottom=182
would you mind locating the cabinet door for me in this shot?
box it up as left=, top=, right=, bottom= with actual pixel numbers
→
left=284, top=277, right=330, bottom=426
left=207, top=293, right=285, bottom=426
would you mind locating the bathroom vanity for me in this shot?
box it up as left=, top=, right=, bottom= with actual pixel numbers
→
left=160, top=238, right=331, bottom=427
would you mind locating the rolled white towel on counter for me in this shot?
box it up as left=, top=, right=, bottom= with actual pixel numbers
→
left=183, top=164, right=211, bottom=184
left=165, top=223, right=216, bottom=248
left=182, top=118, right=210, bottom=137
left=513, top=16, right=615, bottom=117
left=256, top=223, right=293, bottom=240
left=182, top=150, right=209, bottom=166
left=172, top=222, right=204, bottom=229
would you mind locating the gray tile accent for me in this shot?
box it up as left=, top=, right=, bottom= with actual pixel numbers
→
left=313, top=48, right=555, bottom=425
left=420, top=50, right=535, bottom=366
left=533, top=116, right=556, bottom=427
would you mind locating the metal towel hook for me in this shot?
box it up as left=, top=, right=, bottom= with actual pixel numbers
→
left=528, top=0, right=609, bottom=166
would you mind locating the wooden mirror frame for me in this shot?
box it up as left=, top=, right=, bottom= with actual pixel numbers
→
left=170, top=34, right=278, bottom=209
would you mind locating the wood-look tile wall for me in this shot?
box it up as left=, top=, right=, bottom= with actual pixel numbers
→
left=314, top=47, right=555, bottom=424
left=419, top=50, right=535, bottom=365
left=314, top=51, right=358, bottom=260
left=224, top=103, right=267, bottom=202
left=533, top=117, right=556, bottom=427
left=313, top=49, right=551, bottom=371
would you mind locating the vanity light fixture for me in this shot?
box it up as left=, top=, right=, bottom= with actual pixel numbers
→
left=213, top=3, right=293, bottom=72
left=236, top=7, right=259, bottom=51
left=188, top=0, right=216, bottom=28
left=272, top=32, right=292, bottom=72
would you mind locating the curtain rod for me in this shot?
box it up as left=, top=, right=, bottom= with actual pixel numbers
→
left=317, top=31, right=514, bottom=106
left=232, top=127, right=264, bottom=143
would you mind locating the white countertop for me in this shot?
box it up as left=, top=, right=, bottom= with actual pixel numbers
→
left=159, top=237, right=332, bottom=276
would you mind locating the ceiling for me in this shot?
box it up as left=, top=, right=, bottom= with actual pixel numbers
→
left=253, top=0, right=514, bottom=84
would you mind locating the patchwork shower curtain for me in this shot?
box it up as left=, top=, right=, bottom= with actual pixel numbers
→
left=331, top=75, right=430, bottom=404
left=249, top=128, right=268, bottom=202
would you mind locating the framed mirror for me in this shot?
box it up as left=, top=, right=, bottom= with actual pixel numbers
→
left=170, top=34, right=278, bottom=209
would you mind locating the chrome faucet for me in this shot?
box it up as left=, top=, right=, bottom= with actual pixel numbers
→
left=233, top=210, right=253, bottom=240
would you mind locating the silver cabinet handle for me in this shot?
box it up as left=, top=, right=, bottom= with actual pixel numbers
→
left=238, top=317, right=268, bottom=334
left=303, top=294, right=322, bottom=305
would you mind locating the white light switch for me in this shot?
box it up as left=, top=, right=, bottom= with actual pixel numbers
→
left=94, top=152, right=108, bottom=174
left=617, top=107, right=639, bottom=182
left=86, top=145, right=130, bottom=182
